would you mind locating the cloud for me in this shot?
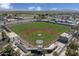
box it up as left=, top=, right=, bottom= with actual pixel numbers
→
left=73, top=9, right=79, bottom=11
left=36, top=6, right=42, bottom=11
left=28, top=6, right=35, bottom=10
left=0, top=3, right=13, bottom=9
left=28, top=6, right=42, bottom=11
left=50, top=8, right=58, bottom=10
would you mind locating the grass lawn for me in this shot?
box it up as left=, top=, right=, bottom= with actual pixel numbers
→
left=9, top=22, right=70, bottom=46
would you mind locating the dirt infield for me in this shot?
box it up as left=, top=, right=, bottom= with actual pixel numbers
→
left=20, top=28, right=58, bottom=47
left=21, top=28, right=58, bottom=35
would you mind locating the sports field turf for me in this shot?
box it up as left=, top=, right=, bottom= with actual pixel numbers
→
left=9, top=22, right=70, bottom=47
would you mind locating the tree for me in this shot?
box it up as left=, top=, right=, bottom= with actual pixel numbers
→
left=68, top=41, right=78, bottom=50
left=53, top=51, right=59, bottom=56
left=65, top=41, right=79, bottom=56
left=1, top=31, right=6, bottom=41
left=14, top=49, right=21, bottom=56
left=51, top=19, right=56, bottom=21
left=2, top=13, right=7, bottom=17
left=1, top=45, right=20, bottom=56
left=65, top=48, right=78, bottom=56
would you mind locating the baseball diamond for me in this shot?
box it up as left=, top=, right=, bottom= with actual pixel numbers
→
left=9, top=22, right=70, bottom=47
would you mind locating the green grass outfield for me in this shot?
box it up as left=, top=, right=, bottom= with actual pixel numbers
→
left=9, top=22, right=70, bottom=46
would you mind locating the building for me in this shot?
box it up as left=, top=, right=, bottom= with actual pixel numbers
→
left=7, top=18, right=17, bottom=22
left=52, top=32, right=73, bottom=54
left=49, top=19, right=78, bottom=26
left=59, top=32, right=73, bottom=43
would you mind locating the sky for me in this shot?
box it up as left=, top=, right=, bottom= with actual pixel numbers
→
left=0, top=3, right=79, bottom=11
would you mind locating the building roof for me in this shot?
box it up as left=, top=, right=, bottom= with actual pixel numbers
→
left=4, top=30, right=18, bottom=38
left=57, top=37, right=68, bottom=44
left=7, top=19, right=17, bottom=21
left=48, top=43, right=57, bottom=49
left=15, top=43, right=27, bottom=53
left=60, top=32, right=72, bottom=38
left=8, top=32, right=17, bottom=38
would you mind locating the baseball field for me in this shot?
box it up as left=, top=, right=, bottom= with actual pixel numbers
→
left=9, top=22, right=70, bottom=47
